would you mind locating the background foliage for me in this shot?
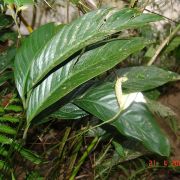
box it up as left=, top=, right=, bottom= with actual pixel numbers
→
left=0, top=0, right=180, bottom=179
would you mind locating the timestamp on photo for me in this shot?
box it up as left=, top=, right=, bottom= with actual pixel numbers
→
left=148, top=159, right=180, bottom=167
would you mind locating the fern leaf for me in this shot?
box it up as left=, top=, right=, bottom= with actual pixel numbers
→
left=0, top=116, right=19, bottom=123
left=5, top=105, right=23, bottom=112
left=0, top=124, right=16, bottom=135
left=14, top=143, right=42, bottom=165
left=0, top=135, right=12, bottom=144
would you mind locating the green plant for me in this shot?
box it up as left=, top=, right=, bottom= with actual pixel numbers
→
left=0, top=6, right=42, bottom=178
left=1, top=0, right=180, bottom=178
left=14, top=6, right=179, bottom=155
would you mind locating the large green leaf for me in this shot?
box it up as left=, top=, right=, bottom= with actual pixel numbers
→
left=14, top=23, right=59, bottom=103
left=108, top=66, right=180, bottom=92
left=74, top=83, right=170, bottom=156
left=26, top=37, right=150, bottom=122
left=25, top=8, right=162, bottom=93
left=50, top=103, right=88, bottom=119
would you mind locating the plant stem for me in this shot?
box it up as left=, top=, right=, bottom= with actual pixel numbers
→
left=58, top=127, right=71, bottom=158
left=148, top=24, right=180, bottom=66
left=69, top=136, right=99, bottom=180
left=144, top=8, right=178, bottom=23
left=67, top=0, right=70, bottom=23
left=19, top=13, right=33, bottom=33
left=67, top=136, right=83, bottom=178
left=22, top=123, right=30, bottom=140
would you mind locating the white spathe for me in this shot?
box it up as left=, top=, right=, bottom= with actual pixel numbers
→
left=120, top=92, right=146, bottom=110
left=115, top=77, right=146, bottom=110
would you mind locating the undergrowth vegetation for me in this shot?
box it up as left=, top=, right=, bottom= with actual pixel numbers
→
left=0, top=0, right=180, bottom=179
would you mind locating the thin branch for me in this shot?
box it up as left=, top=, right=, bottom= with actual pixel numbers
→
left=19, top=13, right=33, bottom=33
left=129, top=0, right=138, bottom=8
left=31, top=4, right=37, bottom=29
left=67, top=0, right=70, bottom=23
left=148, top=24, right=180, bottom=66
left=141, top=0, right=150, bottom=12
left=145, top=8, right=178, bottom=24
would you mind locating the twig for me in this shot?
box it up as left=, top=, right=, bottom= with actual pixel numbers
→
left=67, top=0, right=70, bottom=23
left=31, top=4, right=37, bottom=29
left=75, top=174, right=90, bottom=179
left=145, top=8, right=178, bottom=24
left=8, top=4, right=21, bottom=38
left=43, top=0, right=53, bottom=8
left=19, top=13, right=33, bottom=33
left=8, top=4, right=33, bottom=36
left=129, top=0, right=138, bottom=8
left=141, top=0, right=149, bottom=12
left=58, top=127, right=71, bottom=158
left=148, top=24, right=180, bottom=66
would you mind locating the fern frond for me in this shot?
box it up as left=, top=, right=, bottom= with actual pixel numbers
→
left=5, top=105, right=23, bottom=112
left=0, top=135, right=12, bottom=144
left=0, top=124, right=16, bottom=135
left=0, top=116, right=19, bottom=123
left=13, top=143, right=42, bottom=165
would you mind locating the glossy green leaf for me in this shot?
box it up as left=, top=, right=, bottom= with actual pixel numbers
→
left=143, top=89, right=160, bottom=100
left=74, top=83, right=170, bottom=156
left=50, top=103, right=88, bottom=119
left=120, top=142, right=147, bottom=162
left=27, top=37, right=149, bottom=122
left=108, top=66, right=180, bottom=93
left=14, top=23, right=59, bottom=101
left=26, top=8, right=162, bottom=93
